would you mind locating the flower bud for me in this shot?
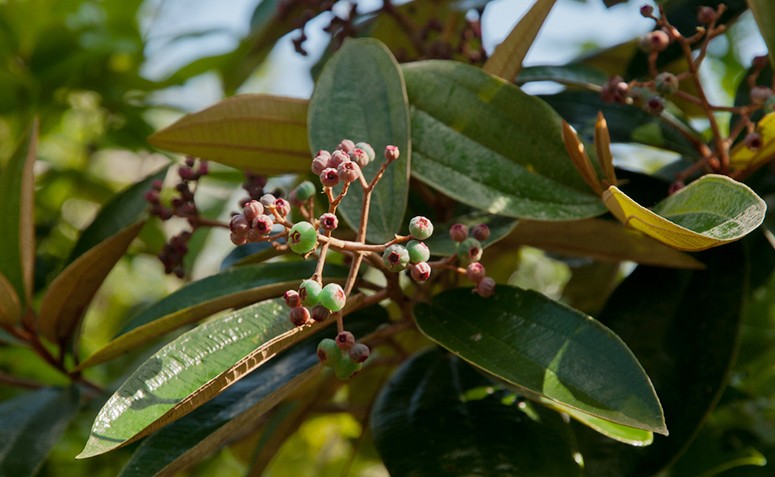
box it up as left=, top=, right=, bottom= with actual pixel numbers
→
left=230, top=231, right=247, bottom=246
left=289, top=306, right=311, bottom=326
left=329, top=150, right=349, bottom=169
left=348, top=343, right=370, bottom=363
left=655, top=72, right=679, bottom=95
left=310, top=305, right=330, bottom=322
left=252, top=214, right=274, bottom=235
left=744, top=132, right=763, bottom=151
left=697, top=6, right=715, bottom=24
left=319, top=212, right=339, bottom=231
left=466, top=262, right=486, bottom=283
left=319, top=167, right=340, bottom=187
left=243, top=200, right=264, bottom=222
left=449, top=223, right=469, bottom=242
left=384, top=145, right=400, bottom=162
left=274, top=198, right=291, bottom=217
left=337, top=139, right=356, bottom=154
left=259, top=193, right=277, bottom=208
left=338, top=160, right=360, bottom=183
left=640, top=5, right=653, bottom=17
left=471, top=224, right=490, bottom=241
left=311, top=154, right=329, bottom=175
left=639, top=30, right=670, bottom=53
left=411, top=262, right=432, bottom=282
left=229, top=214, right=249, bottom=234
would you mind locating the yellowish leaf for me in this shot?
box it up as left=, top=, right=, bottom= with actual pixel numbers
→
left=730, top=112, right=775, bottom=170
left=0, top=273, right=21, bottom=326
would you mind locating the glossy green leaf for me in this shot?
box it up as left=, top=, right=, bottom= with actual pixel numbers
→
left=413, top=285, right=666, bottom=434
left=604, top=175, right=767, bottom=251
left=67, top=168, right=167, bottom=264
left=78, top=296, right=347, bottom=458
left=0, top=119, right=36, bottom=307
left=308, top=38, right=411, bottom=243
left=421, top=212, right=517, bottom=256
left=576, top=242, right=747, bottom=476
left=539, top=398, right=653, bottom=446
left=118, top=307, right=387, bottom=477
left=517, top=64, right=608, bottom=89
left=670, top=424, right=766, bottom=477
left=0, top=387, right=80, bottom=477
left=371, top=347, right=582, bottom=476
left=483, top=0, right=557, bottom=81
left=79, top=262, right=347, bottom=369
left=38, top=221, right=144, bottom=343
left=148, top=95, right=310, bottom=174
left=403, top=61, right=606, bottom=220
left=219, top=234, right=282, bottom=270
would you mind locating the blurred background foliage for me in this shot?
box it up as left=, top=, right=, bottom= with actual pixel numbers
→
left=1, top=0, right=775, bottom=475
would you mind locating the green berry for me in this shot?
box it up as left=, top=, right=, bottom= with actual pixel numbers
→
left=383, top=244, right=410, bottom=272
left=320, top=283, right=346, bottom=312
left=406, top=240, right=430, bottom=263
left=457, top=237, right=483, bottom=265
left=334, top=357, right=363, bottom=380
left=409, top=216, right=433, bottom=240
left=288, top=221, right=318, bottom=254
left=299, top=279, right=322, bottom=307
left=294, top=180, right=317, bottom=201
left=317, top=338, right=341, bottom=367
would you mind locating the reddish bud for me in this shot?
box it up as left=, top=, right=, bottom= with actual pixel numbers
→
left=744, top=132, right=763, bottom=151
left=274, top=198, right=291, bottom=217
left=284, top=289, right=301, bottom=308
left=252, top=214, right=274, bottom=235
left=466, top=262, right=486, bottom=283
left=449, top=223, right=469, bottom=242
left=384, top=145, right=400, bottom=162
left=311, top=155, right=329, bottom=175
left=329, top=150, right=349, bottom=169
left=337, top=139, right=356, bottom=154
left=640, top=5, right=654, bottom=17
left=229, top=214, right=249, bottom=234
left=243, top=200, right=264, bottom=222
left=319, top=212, right=339, bottom=231
left=474, top=277, right=496, bottom=297
left=697, top=6, right=715, bottom=24
left=348, top=343, right=370, bottom=363
left=338, top=160, right=360, bottom=183
left=471, top=224, right=490, bottom=241
left=410, top=262, right=432, bottom=282
left=230, top=231, right=247, bottom=246
left=336, top=331, right=356, bottom=351
left=320, top=167, right=340, bottom=187
left=639, top=30, right=670, bottom=53
left=750, top=86, right=773, bottom=105
left=289, top=306, right=311, bottom=326
left=310, top=305, right=330, bottom=322
left=259, top=193, right=277, bottom=208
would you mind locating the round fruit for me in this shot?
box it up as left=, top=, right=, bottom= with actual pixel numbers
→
left=383, top=244, right=410, bottom=272
left=299, top=279, right=323, bottom=307
left=288, top=221, right=318, bottom=254
left=406, top=240, right=430, bottom=264
left=320, top=283, right=346, bottom=312
left=409, top=216, right=433, bottom=240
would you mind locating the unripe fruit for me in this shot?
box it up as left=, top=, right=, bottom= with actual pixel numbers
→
left=355, top=142, right=375, bottom=164
left=319, top=167, right=340, bottom=187
left=406, top=240, right=430, bottom=263
left=317, top=338, right=341, bottom=367
left=744, top=132, right=763, bottom=151
left=337, top=161, right=360, bottom=183
left=310, top=305, right=330, bottom=322
left=384, top=145, right=400, bottom=162
left=252, top=214, right=274, bottom=235
left=295, top=181, right=317, bottom=201
left=312, top=155, right=329, bottom=175
left=336, top=331, right=356, bottom=350
left=349, top=343, right=370, bottom=363
left=449, top=223, right=469, bottom=242
left=230, top=214, right=249, bottom=234
left=471, top=224, right=490, bottom=241
left=334, top=358, right=362, bottom=380
left=466, top=262, right=486, bottom=283
left=247, top=228, right=263, bottom=243
left=230, top=231, right=247, bottom=246
left=474, top=276, right=496, bottom=297
left=457, top=237, right=483, bottom=265
left=639, top=30, right=670, bottom=53
left=299, top=279, right=323, bottom=307
left=243, top=200, right=264, bottom=222
left=320, top=283, right=346, bottom=312
left=274, top=198, right=291, bottom=217
left=288, top=221, right=318, bottom=254
left=766, top=95, right=775, bottom=113
left=383, top=244, right=410, bottom=272
left=350, top=148, right=370, bottom=168
left=697, top=6, right=715, bottom=24
left=411, top=262, right=432, bottom=282
left=259, top=194, right=277, bottom=208
left=329, top=150, right=349, bottom=169
left=289, top=306, right=310, bottom=326
left=319, top=213, right=338, bottom=231
left=655, top=72, right=679, bottom=95
left=646, top=95, right=665, bottom=114
left=284, top=289, right=301, bottom=308
left=409, top=216, right=433, bottom=239
left=337, top=139, right=356, bottom=154
left=316, top=149, right=332, bottom=160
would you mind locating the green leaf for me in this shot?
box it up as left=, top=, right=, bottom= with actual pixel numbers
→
left=421, top=211, right=517, bottom=256
left=0, top=387, right=80, bottom=477
left=118, top=307, right=387, bottom=477
left=219, top=239, right=281, bottom=270
left=539, top=398, right=653, bottom=446
left=604, top=175, right=767, bottom=251
left=576, top=242, right=747, bottom=476
left=413, top=285, right=666, bottom=434
left=67, top=168, right=167, bottom=264
left=0, top=119, right=36, bottom=307
left=148, top=95, right=310, bottom=175
left=517, top=64, right=609, bottom=89
left=78, top=296, right=347, bottom=458
left=670, top=424, right=766, bottom=477
left=308, top=38, right=411, bottom=243
left=0, top=273, right=21, bottom=327
left=371, top=347, right=582, bottom=476
left=38, top=221, right=145, bottom=344
left=483, top=0, right=557, bottom=81
left=79, top=262, right=347, bottom=369
left=403, top=61, right=606, bottom=220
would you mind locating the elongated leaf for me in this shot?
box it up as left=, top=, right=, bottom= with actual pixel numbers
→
left=78, top=297, right=345, bottom=458
left=502, top=218, right=704, bottom=269
left=483, top=0, right=557, bottom=81
left=38, top=221, right=144, bottom=343
left=413, top=285, right=666, bottom=434
left=308, top=38, right=411, bottom=243
left=0, top=273, right=20, bottom=326
left=0, top=119, right=36, bottom=306
left=149, top=95, right=310, bottom=174
left=517, top=64, right=608, bottom=89
left=118, top=307, right=386, bottom=477
left=68, top=168, right=167, bottom=264
left=78, top=262, right=347, bottom=369
left=603, top=175, right=766, bottom=251
left=577, top=242, right=748, bottom=476
left=403, top=61, right=606, bottom=220
left=670, top=424, right=766, bottom=476
left=0, top=387, right=80, bottom=477
left=730, top=111, right=775, bottom=171
left=371, top=347, right=582, bottom=476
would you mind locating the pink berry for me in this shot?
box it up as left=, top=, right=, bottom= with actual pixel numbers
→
left=474, top=277, right=496, bottom=297
left=289, top=306, right=310, bottom=326
left=337, top=139, right=356, bottom=154
left=466, top=262, right=486, bottom=283
left=348, top=343, right=370, bottom=363
left=411, top=262, right=432, bottom=282
left=329, top=150, right=349, bottom=169
left=337, top=161, right=360, bottom=184
left=319, top=213, right=339, bottom=231
left=449, top=223, right=469, bottom=242
left=252, top=214, right=274, bottom=235
left=471, top=224, right=490, bottom=241
left=284, top=290, right=301, bottom=308
left=320, top=167, right=340, bottom=187
left=243, top=200, right=264, bottom=222
left=336, top=331, right=356, bottom=350
left=229, top=214, right=249, bottom=234
left=274, top=198, right=291, bottom=217
left=384, top=145, right=400, bottom=162
left=311, top=155, right=329, bottom=175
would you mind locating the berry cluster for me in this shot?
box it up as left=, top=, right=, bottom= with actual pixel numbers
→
left=228, top=195, right=290, bottom=246
left=382, top=216, right=433, bottom=281
left=449, top=223, right=496, bottom=297
left=316, top=331, right=369, bottom=380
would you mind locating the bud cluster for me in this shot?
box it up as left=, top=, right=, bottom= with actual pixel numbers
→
left=229, top=195, right=290, bottom=246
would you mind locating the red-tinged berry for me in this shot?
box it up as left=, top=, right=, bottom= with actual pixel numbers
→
left=383, top=244, right=410, bottom=272
left=466, top=262, right=486, bottom=283
left=411, top=262, right=432, bottom=282
left=311, top=154, right=329, bottom=175
left=355, top=142, right=375, bottom=164
left=337, top=160, right=360, bottom=183
left=316, top=149, right=332, bottom=160
left=274, top=198, right=291, bottom=217
left=449, top=223, right=469, bottom=242
left=697, top=6, right=715, bottom=24
left=349, top=343, right=370, bottom=363
left=457, top=237, right=483, bottom=265
left=639, top=30, right=670, bottom=53
left=646, top=95, right=665, bottom=114
left=289, top=221, right=318, bottom=254
left=329, top=150, right=349, bottom=169
left=289, top=306, right=310, bottom=326
left=284, top=289, right=301, bottom=308
left=198, top=161, right=209, bottom=176
left=601, top=75, right=630, bottom=104
left=319, top=213, right=338, bottom=231
left=310, top=305, right=330, bottom=322
left=320, top=283, right=346, bottom=312
left=471, top=224, right=490, bottom=241
left=406, top=240, right=430, bottom=263
left=185, top=157, right=196, bottom=167
left=319, top=167, right=340, bottom=187
left=409, top=216, right=433, bottom=240
left=474, top=276, right=496, bottom=297
left=259, top=193, right=277, bottom=208
left=295, top=180, right=317, bottom=200
left=334, top=358, right=362, bottom=380
left=655, top=72, right=679, bottom=95
left=243, top=200, right=264, bottom=221
left=640, top=5, right=653, bottom=17
left=384, top=145, right=400, bottom=162
left=252, top=214, right=274, bottom=235
left=178, top=165, right=194, bottom=181
left=750, top=86, right=773, bottom=105
left=299, top=279, right=323, bottom=306
left=744, top=132, right=763, bottom=151
left=247, top=228, right=263, bottom=243
left=350, top=148, right=370, bottom=168
left=144, top=189, right=160, bottom=203
left=337, top=139, right=356, bottom=154
left=336, top=331, right=356, bottom=350
left=230, top=231, right=247, bottom=246
left=317, top=338, right=340, bottom=367
left=229, top=214, right=249, bottom=234
left=151, top=179, right=163, bottom=191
